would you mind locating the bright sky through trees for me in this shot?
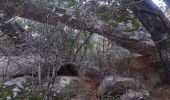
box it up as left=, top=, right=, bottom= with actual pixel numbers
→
left=152, top=0, right=166, bottom=7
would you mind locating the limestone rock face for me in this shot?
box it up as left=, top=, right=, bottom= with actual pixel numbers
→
left=98, top=75, right=144, bottom=99
left=0, top=56, right=39, bottom=78
left=44, top=76, right=99, bottom=100
left=120, top=89, right=150, bottom=100
left=4, top=75, right=32, bottom=88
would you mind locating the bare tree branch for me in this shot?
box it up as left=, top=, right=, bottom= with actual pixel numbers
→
left=0, top=0, right=157, bottom=56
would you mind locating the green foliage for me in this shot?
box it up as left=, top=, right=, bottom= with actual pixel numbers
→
left=100, top=91, right=117, bottom=100
left=13, top=91, right=42, bottom=100
left=117, top=10, right=131, bottom=23
left=131, top=19, right=140, bottom=29
left=149, top=53, right=161, bottom=63
left=0, top=85, right=41, bottom=100
left=84, top=42, right=96, bottom=49
left=74, top=10, right=81, bottom=18
left=116, top=10, right=140, bottom=29
left=111, top=21, right=118, bottom=27
left=96, top=6, right=112, bottom=22
left=119, top=0, right=131, bottom=4
left=25, top=92, right=42, bottom=100
left=0, top=85, right=15, bottom=100
left=67, top=0, right=76, bottom=8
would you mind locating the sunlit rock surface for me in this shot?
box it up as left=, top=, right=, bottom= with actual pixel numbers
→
left=0, top=56, right=39, bottom=78
left=120, top=89, right=150, bottom=100
left=4, top=75, right=32, bottom=88
left=98, top=75, right=145, bottom=99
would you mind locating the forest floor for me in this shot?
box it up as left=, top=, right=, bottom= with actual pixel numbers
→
left=150, top=84, right=170, bottom=100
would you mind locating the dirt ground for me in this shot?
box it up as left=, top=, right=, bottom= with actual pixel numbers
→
left=150, top=84, right=170, bottom=100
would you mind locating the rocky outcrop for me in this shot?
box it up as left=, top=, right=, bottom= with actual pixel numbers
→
left=44, top=76, right=100, bottom=100
left=120, top=89, right=150, bottom=100
left=54, top=76, right=84, bottom=99
left=0, top=56, right=39, bottom=78
left=98, top=75, right=149, bottom=99
left=116, top=56, right=162, bottom=88
left=4, top=75, right=32, bottom=88
left=1, top=61, right=152, bottom=100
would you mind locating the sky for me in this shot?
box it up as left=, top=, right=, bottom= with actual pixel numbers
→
left=152, top=0, right=166, bottom=7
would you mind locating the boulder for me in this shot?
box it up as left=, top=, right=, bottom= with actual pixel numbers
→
left=4, top=75, right=32, bottom=88
left=44, top=76, right=83, bottom=99
left=44, top=76, right=99, bottom=100
left=2, top=75, right=33, bottom=98
left=0, top=56, right=39, bottom=78
left=120, top=89, right=150, bottom=100
left=98, top=75, right=142, bottom=99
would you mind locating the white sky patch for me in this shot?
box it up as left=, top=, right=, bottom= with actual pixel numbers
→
left=32, top=32, right=38, bottom=37
left=152, top=0, right=166, bottom=9
left=152, top=0, right=170, bottom=19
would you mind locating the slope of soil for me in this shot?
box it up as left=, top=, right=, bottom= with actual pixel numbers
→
left=150, top=84, right=170, bottom=100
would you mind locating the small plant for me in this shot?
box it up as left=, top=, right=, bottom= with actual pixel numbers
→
left=0, top=85, right=42, bottom=100
left=13, top=91, right=42, bottom=100
left=0, top=85, right=15, bottom=100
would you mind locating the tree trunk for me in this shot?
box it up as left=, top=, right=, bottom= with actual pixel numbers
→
left=131, top=0, right=170, bottom=82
